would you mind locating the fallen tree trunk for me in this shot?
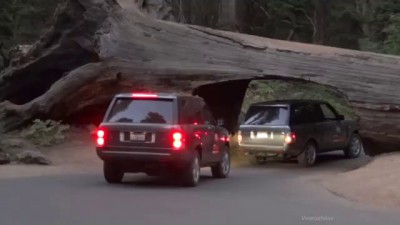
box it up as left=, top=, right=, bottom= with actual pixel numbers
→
left=0, top=0, right=399, bottom=155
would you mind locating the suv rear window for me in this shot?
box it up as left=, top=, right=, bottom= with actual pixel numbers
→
left=244, top=105, right=289, bottom=125
left=107, top=98, right=174, bottom=124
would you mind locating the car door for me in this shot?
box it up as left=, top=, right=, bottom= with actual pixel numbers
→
left=178, top=97, right=214, bottom=160
left=290, top=103, right=324, bottom=152
left=318, top=103, right=347, bottom=150
left=200, top=105, right=218, bottom=163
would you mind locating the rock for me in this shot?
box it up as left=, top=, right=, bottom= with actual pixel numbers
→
left=16, top=150, right=51, bottom=165
left=0, top=152, right=11, bottom=165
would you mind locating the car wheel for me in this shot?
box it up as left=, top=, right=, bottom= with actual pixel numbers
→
left=211, top=146, right=231, bottom=178
left=103, top=162, right=124, bottom=184
left=344, top=134, right=363, bottom=158
left=182, top=151, right=200, bottom=187
left=297, top=142, right=317, bottom=167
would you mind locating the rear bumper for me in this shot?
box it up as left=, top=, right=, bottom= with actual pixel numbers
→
left=238, top=143, right=300, bottom=156
left=96, top=147, right=193, bottom=166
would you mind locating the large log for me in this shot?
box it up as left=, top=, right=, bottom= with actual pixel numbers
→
left=0, top=0, right=399, bottom=155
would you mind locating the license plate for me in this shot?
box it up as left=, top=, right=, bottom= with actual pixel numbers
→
left=130, top=133, right=146, bottom=141
left=256, top=132, right=269, bottom=139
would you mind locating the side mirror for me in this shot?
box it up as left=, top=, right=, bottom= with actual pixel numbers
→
left=217, top=119, right=225, bottom=126
left=337, top=115, right=345, bottom=120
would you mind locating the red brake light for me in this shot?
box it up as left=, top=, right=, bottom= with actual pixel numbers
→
left=173, top=132, right=182, bottom=140
left=96, top=128, right=106, bottom=147
left=220, top=136, right=230, bottom=142
left=97, top=130, right=105, bottom=138
left=97, top=137, right=105, bottom=146
left=172, top=131, right=184, bottom=150
left=285, top=132, right=296, bottom=144
left=132, top=93, right=158, bottom=98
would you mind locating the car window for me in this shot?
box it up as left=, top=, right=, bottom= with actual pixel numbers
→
left=291, top=103, right=323, bottom=125
left=244, top=105, right=289, bottom=126
left=107, top=98, right=173, bottom=124
left=179, top=98, right=204, bottom=125
left=320, top=104, right=337, bottom=120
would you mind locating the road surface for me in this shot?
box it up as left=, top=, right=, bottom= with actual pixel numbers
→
left=0, top=153, right=399, bottom=225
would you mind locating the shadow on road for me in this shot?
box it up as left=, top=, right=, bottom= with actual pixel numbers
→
left=119, top=174, right=216, bottom=189
left=97, top=151, right=371, bottom=188
left=236, top=151, right=371, bottom=175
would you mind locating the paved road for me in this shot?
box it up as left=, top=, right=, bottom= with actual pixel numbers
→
left=1, top=154, right=399, bottom=225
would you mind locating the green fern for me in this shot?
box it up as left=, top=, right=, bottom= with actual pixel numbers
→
left=21, top=119, right=70, bottom=147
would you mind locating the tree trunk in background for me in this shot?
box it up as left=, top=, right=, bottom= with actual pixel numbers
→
left=355, top=0, right=371, bottom=37
left=217, top=0, right=238, bottom=31
left=0, top=0, right=399, bottom=155
left=313, top=0, right=330, bottom=44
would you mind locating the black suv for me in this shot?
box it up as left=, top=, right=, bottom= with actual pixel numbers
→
left=95, top=93, right=231, bottom=187
left=238, top=100, right=363, bottom=167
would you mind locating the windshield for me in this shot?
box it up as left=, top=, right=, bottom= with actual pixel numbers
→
left=107, top=98, right=174, bottom=124
left=244, top=105, right=289, bottom=126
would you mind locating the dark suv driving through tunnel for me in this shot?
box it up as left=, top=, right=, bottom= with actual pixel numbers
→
left=238, top=100, right=363, bottom=167
left=95, top=93, right=231, bottom=187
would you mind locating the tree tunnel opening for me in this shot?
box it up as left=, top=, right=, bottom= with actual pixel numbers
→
left=193, top=77, right=357, bottom=136
left=193, top=79, right=251, bottom=134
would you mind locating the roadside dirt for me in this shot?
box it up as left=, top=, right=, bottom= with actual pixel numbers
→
left=322, top=152, right=400, bottom=209
left=0, top=127, right=101, bottom=179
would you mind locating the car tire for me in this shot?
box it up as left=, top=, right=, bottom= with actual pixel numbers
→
left=182, top=151, right=200, bottom=187
left=103, top=162, right=124, bottom=184
left=344, top=134, right=363, bottom=159
left=297, top=142, right=317, bottom=167
left=211, top=146, right=231, bottom=178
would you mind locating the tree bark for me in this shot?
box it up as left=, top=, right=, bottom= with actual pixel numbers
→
left=0, top=0, right=399, bottom=155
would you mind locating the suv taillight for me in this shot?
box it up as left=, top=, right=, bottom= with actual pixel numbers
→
left=96, top=128, right=106, bottom=147
left=172, top=131, right=184, bottom=150
left=285, top=132, right=296, bottom=144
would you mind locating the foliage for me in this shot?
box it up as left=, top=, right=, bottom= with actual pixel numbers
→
left=383, top=15, right=400, bottom=54
left=21, top=119, right=70, bottom=147
left=356, top=1, right=400, bottom=54
left=244, top=0, right=315, bottom=42
left=1, top=0, right=400, bottom=62
left=168, top=0, right=400, bottom=54
left=169, top=0, right=221, bottom=28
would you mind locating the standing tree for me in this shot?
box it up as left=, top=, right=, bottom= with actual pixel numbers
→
left=312, top=0, right=329, bottom=44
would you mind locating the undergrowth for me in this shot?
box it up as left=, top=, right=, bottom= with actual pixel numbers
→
left=21, top=119, right=70, bottom=147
